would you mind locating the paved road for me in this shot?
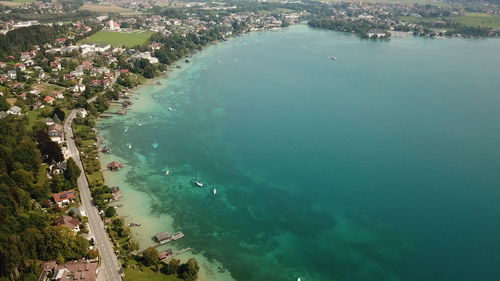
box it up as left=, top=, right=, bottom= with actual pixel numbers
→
left=64, top=110, right=122, bottom=281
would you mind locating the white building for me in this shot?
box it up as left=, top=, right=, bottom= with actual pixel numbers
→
left=7, top=106, right=22, bottom=115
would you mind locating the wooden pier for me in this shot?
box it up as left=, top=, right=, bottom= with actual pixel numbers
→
left=132, top=231, right=186, bottom=255
left=159, top=248, right=192, bottom=262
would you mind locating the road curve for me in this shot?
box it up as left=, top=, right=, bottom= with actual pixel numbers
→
left=64, top=110, right=122, bottom=281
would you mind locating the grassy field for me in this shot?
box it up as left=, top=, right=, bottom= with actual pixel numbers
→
left=323, top=0, right=449, bottom=5
left=401, top=13, right=500, bottom=30
left=79, top=4, right=132, bottom=14
left=80, top=31, right=155, bottom=48
left=123, top=259, right=181, bottom=281
left=448, top=13, right=500, bottom=30
left=32, top=83, right=65, bottom=95
left=0, top=1, right=23, bottom=6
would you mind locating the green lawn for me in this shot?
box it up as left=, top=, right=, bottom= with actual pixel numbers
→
left=26, top=110, right=41, bottom=128
left=448, top=13, right=500, bottom=30
left=401, top=13, right=500, bottom=31
left=78, top=4, right=133, bottom=14
left=80, top=31, right=155, bottom=48
left=32, top=83, right=65, bottom=95
left=123, top=259, right=181, bottom=281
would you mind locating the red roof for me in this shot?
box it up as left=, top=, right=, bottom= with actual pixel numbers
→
left=44, top=96, right=54, bottom=102
left=120, top=69, right=129, bottom=73
left=53, top=190, right=76, bottom=203
left=55, top=216, right=81, bottom=229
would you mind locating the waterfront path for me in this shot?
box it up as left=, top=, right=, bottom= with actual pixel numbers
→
left=64, top=110, right=123, bottom=281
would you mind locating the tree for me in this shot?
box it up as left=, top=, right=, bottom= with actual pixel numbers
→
left=36, top=130, right=63, bottom=163
left=64, top=157, right=81, bottom=187
left=162, top=258, right=180, bottom=275
left=105, top=206, right=116, bottom=217
left=0, top=95, right=9, bottom=111
left=142, top=247, right=159, bottom=266
left=143, top=65, right=155, bottom=79
left=178, top=259, right=199, bottom=281
left=53, top=107, right=65, bottom=121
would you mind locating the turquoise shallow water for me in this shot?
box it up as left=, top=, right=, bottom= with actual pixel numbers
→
left=99, top=25, right=500, bottom=281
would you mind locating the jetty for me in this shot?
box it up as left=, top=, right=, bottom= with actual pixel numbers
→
left=156, top=231, right=184, bottom=244
left=159, top=248, right=192, bottom=261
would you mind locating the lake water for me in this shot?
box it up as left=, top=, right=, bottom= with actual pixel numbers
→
left=98, top=25, right=500, bottom=281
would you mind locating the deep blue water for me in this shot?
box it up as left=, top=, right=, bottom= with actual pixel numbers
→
left=100, top=25, right=500, bottom=281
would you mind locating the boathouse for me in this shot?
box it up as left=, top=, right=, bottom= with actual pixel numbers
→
left=155, top=232, right=170, bottom=243
left=107, top=161, right=123, bottom=171
left=158, top=249, right=173, bottom=260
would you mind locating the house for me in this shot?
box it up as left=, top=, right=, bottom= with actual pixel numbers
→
left=130, top=51, right=159, bottom=64
left=15, top=63, right=26, bottom=71
left=55, top=216, right=81, bottom=232
left=39, top=260, right=98, bottom=281
left=44, top=96, right=55, bottom=105
left=44, top=117, right=55, bottom=126
left=106, top=161, right=123, bottom=171
left=73, top=84, right=86, bottom=93
left=7, top=106, right=22, bottom=115
left=0, top=111, right=8, bottom=119
left=7, top=70, right=17, bottom=79
left=50, top=161, right=67, bottom=175
left=50, top=61, right=62, bottom=71
left=77, top=108, right=87, bottom=118
left=52, top=91, right=64, bottom=99
left=25, top=59, right=34, bottom=66
left=20, top=52, right=30, bottom=61
left=95, top=43, right=110, bottom=52
left=48, top=123, right=64, bottom=143
left=108, top=19, right=120, bottom=31
left=53, top=189, right=76, bottom=206
left=367, top=29, right=386, bottom=38
left=0, top=62, right=6, bottom=68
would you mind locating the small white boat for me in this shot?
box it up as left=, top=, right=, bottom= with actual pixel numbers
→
left=128, top=144, right=132, bottom=149
left=165, top=170, right=170, bottom=176
left=297, top=278, right=301, bottom=281
left=168, top=107, right=173, bottom=111
left=123, top=128, right=128, bottom=133
left=138, top=123, right=142, bottom=127
left=195, top=173, right=204, bottom=187
left=330, top=56, right=337, bottom=60
left=212, top=188, right=217, bottom=195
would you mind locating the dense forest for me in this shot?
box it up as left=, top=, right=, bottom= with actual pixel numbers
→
left=0, top=25, right=62, bottom=58
left=0, top=116, right=93, bottom=281
left=308, top=18, right=389, bottom=38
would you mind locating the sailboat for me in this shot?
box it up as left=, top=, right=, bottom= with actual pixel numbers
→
left=165, top=167, right=170, bottom=176
left=212, top=188, right=217, bottom=195
left=195, top=173, right=204, bottom=187
left=330, top=56, right=337, bottom=60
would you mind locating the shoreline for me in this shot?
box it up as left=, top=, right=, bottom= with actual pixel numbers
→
left=92, top=27, right=273, bottom=281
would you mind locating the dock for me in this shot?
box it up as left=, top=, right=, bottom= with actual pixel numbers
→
left=156, top=231, right=184, bottom=244
left=132, top=231, right=186, bottom=255
left=159, top=248, right=192, bottom=261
